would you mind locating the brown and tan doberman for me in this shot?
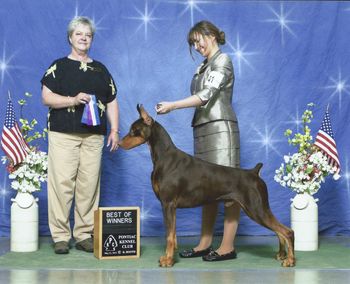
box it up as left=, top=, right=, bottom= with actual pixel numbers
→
left=119, top=104, right=295, bottom=268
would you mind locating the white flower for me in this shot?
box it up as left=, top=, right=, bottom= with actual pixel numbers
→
left=274, top=150, right=335, bottom=195
left=11, top=180, right=20, bottom=190
left=274, top=103, right=336, bottom=195
left=283, top=156, right=290, bottom=163
left=2, top=94, right=48, bottom=194
left=6, top=150, right=48, bottom=193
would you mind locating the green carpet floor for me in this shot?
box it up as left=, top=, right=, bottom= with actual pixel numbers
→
left=0, top=236, right=349, bottom=270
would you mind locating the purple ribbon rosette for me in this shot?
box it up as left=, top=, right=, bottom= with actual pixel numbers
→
left=81, top=94, right=100, bottom=126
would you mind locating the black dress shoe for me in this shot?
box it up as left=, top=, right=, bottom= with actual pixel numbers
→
left=202, top=250, right=237, bottom=261
left=179, top=247, right=212, bottom=258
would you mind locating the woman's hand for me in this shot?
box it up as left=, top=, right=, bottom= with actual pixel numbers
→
left=41, top=86, right=91, bottom=109
left=155, top=96, right=203, bottom=114
left=107, top=130, right=119, bottom=152
left=155, top=102, right=174, bottom=114
left=74, top=92, right=91, bottom=105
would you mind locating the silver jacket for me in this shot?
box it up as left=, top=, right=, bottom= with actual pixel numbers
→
left=191, top=50, right=238, bottom=127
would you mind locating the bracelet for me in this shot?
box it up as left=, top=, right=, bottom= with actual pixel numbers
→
left=111, top=129, right=120, bottom=134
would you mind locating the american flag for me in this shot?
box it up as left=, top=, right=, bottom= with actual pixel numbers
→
left=1, top=96, right=30, bottom=166
left=314, top=108, right=341, bottom=179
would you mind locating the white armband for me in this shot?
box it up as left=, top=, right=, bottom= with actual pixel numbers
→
left=204, top=71, right=224, bottom=89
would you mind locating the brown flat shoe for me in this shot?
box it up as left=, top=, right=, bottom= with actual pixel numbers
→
left=54, top=241, right=69, bottom=254
left=75, top=238, right=93, bottom=253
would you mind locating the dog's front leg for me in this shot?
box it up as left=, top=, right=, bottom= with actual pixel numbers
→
left=159, top=203, right=176, bottom=267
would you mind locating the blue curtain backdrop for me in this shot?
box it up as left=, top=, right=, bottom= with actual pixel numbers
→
left=0, top=0, right=349, bottom=237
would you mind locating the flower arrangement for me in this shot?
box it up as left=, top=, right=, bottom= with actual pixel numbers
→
left=1, top=92, right=48, bottom=193
left=274, top=103, right=336, bottom=195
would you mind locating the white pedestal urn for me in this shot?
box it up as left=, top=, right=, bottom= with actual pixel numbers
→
left=290, top=193, right=319, bottom=251
left=11, top=192, right=39, bottom=252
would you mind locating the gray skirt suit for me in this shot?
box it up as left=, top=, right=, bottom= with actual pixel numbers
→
left=191, top=50, right=240, bottom=168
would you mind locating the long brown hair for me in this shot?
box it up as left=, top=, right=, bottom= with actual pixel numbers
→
left=187, top=21, right=226, bottom=56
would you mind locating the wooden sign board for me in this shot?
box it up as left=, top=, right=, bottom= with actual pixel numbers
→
left=94, top=207, right=140, bottom=259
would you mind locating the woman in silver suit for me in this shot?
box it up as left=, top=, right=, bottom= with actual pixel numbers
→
left=156, top=20, right=240, bottom=262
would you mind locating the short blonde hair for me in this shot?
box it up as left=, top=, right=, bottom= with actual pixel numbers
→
left=67, top=16, right=95, bottom=43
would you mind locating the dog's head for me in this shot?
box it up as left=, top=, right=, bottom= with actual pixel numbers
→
left=118, top=104, right=154, bottom=150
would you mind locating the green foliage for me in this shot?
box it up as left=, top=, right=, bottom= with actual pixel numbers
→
left=284, top=102, right=315, bottom=154
left=17, top=92, right=47, bottom=146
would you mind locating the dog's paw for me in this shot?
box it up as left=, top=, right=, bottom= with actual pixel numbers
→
left=159, top=255, right=174, bottom=267
left=281, top=257, right=296, bottom=267
left=275, top=251, right=287, bottom=261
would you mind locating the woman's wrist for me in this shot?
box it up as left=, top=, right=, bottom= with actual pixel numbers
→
left=67, top=96, right=75, bottom=107
left=111, top=128, right=120, bottom=134
left=171, top=102, right=177, bottom=111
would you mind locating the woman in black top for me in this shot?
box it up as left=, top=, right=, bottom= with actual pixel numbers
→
left=41, top=16, right=119, bottom=254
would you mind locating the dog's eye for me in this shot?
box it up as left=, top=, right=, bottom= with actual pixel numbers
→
left=130, top=129, right=141, bottom=137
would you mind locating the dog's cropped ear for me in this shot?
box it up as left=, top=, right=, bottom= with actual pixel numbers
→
left=137, top=104, right=153, bottom=126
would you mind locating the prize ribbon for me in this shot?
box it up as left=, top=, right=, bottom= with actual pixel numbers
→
left=81, top=95, right=100, bottom=126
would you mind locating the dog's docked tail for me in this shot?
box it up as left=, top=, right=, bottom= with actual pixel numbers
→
left=253, top=163, right=263, bottom=176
